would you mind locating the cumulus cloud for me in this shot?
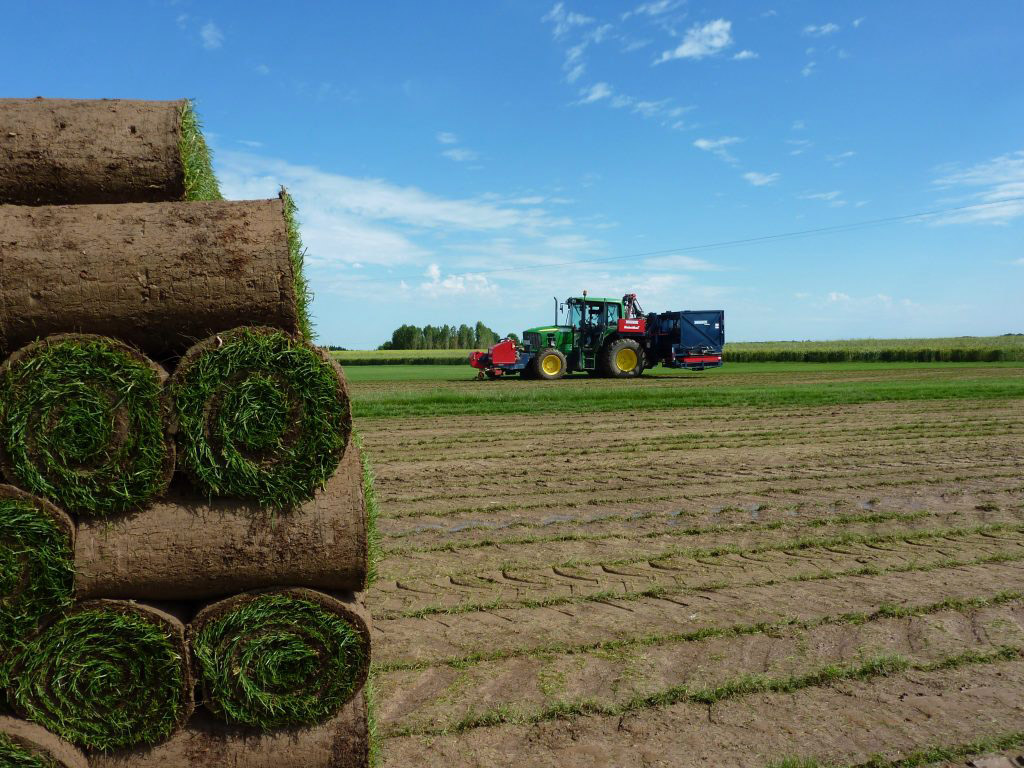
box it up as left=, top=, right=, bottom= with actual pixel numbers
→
left=801, top=61, right=817, bottom=77
left=743, top=171, right=780, bottom=187
left=733, top=49, right=758, bottom=60
left=420, top=264, right=497, bottom=297
left=656, top=19, right=733, bottom=63
left=803, top=22, right=839, bottom=36
left=200, top=21, right=223, bottom=49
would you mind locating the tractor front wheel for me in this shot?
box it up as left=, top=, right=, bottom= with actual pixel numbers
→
left=600, top=339, right=644, bottom=378
left=531, top=348, right=568, bottom=380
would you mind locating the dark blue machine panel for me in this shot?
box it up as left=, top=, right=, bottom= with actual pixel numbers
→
left=647, top=310, right=725, bottom=368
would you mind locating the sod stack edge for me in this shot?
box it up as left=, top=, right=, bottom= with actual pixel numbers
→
left=0, top=716, right=89, bottom=768
left=74, top=443, right=368, bottom=600
left=0, top=334, right=174, bottom=517
left=0, top=199, right=301, bottom=360
left=7, top=600, right=193, bottom=753
left=0, top=98, right=220, bottom=205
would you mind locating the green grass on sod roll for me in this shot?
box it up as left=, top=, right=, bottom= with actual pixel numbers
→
left=172, top=328, right=350, bottom=507
left=178, top=100, right=222, bottom=202
left=0, top=336, right=172, bottom=517
left=8, top=606, right=187, bottom=752
left=194, top=592, right=367, bottom=730
left=0, top=732, right=59, bottom=768
left=0, top=496, right=73, bottom=688
left=282, top=190, right=314, bottom=341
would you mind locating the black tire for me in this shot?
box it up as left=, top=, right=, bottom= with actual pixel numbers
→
left=529, top=348, right=568, bottom=380
left=599, top=338, right=644, bottom=378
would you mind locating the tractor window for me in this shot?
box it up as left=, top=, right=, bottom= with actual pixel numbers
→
left=567, top=302, right=582, bottom=327
left=606, top=303, right=621, bottom=323
left=586, top=302, right=604, bottom=324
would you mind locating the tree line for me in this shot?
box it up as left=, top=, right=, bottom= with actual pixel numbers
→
left=379, top=321, right=508, bottom=350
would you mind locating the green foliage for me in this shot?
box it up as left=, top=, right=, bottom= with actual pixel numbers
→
left=8, top=607, right=186, bottom=751
left=378, top=321, right=501, bottom=350
left=172, top=328, right=350, bottom=507
left=724, top=335, right=1024, bottom=363
left=0, top=733, right=59, bottom=768
left=193, top=593, right=367, bottom=730
left=0, top=497, right=74, bottom=688
left=178, top=100, right=222, bottom=201
left=281, top=191, right=314, bottom=341
left=0, top=337, right=171, bottom=517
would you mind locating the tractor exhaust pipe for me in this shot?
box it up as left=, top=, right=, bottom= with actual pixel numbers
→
left=554, top=296, right=558, bottom=325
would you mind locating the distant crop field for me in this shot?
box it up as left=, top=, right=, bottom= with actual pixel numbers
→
left=352, top=360, right=1024, bottom=767
left=332, top=335, right=1024, bottom=365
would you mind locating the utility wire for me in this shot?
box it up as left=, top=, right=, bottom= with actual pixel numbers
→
left=396, top=195, right=1024, bottom=281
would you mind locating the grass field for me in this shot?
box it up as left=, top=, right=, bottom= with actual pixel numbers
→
left=352, top=360, right=1024, bottom=767
left=333, top=335, right=1024, bottom=365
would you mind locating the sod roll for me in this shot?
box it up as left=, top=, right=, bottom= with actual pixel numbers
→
left=0, top=198, right=301, bottom=359
left=0, top=716, right=89, bottom=768
left=190, top=589, right=370, bottom=731
left=6, top=601, right=193, bottom=752
left=85, top=697, right=368, bottom=768
left=0, top=486, right=74, bottom=688
left=170, top=327, right=351, bottom=508
left=74, top=443, right=368, bottom=600
left=0, top=98, right=219, bottom=205
left=0, top=335, right=174, bottom=518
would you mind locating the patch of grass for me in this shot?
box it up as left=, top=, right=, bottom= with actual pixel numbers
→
left=365, top=671, right=382, bottom=768
left=171, top=328, right=350, bottom=507
left=281, top=190, right=313, bottom=341
left=178, top=99, right=222, bottom=201
left=0, top=733, right=59, bottom=768
left=0, top=336, right=172, bottom=516
left=8, top=606, right=187, bottom=751
left=355, top=433, right=382, bottom=586
left=193, top=592, right=367, bottom=730
left=0, top=496, right=74, bottom=688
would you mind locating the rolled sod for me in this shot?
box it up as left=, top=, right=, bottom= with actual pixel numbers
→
left=86, top=696, right=369, bottom=768
left=74, top=443, right=368, bottom=601
left=190, top=589, right=370, bottom=731
left=0, top=335, right=174, bottom=517
left=0, top=486, right=74, bottom=688
left=170, top=327, right=351, bottom=508
left=6, top=601, right=193, bottom=752
left=0, top=198, right=302, bottom=360
left=0, top=717, right=88, bottom=768
left=0, top=98, right=220, bottom=205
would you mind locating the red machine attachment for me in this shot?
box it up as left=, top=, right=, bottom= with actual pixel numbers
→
left=469, top=338, right=520, bottom=378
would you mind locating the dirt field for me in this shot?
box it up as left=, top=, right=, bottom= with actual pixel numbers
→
left=350, top=362, right=1024, bottom=768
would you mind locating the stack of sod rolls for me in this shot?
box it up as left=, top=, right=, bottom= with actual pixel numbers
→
left=0, top=98, right=372, bottom=768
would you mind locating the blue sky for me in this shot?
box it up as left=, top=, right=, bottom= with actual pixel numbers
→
left=3, top=1, right=1022, bottom=347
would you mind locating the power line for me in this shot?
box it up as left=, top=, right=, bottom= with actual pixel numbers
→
left=396, top=195, right=1024, bottom=281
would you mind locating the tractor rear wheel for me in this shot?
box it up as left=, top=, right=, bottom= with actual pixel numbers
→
left=531, top=348, right=567, bottom=380
left=600, top=339, right=644, bottom=378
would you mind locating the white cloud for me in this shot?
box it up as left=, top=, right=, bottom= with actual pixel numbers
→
left=622, top=0, right=680, bottom=20
left=828, top=291, right=850, bottom=302
left=803, top=22, right=839, bottom=37
left=237, top=139, right=263, bottom=148
left=200, top=21, right=223, bottom=50
left=442, top=148, right=478, bottom=163
left=792, top=120, right=806, bottom=130
left=694, top=136, right=743, bottom=164
left=656, top=19, right=733, bottom=63
left=932, top=150, right=1024, bottom=224
left=743, top=171, right=780, bottom=187
left=542, top=3, right=594, bottom=39
left=827, top=150, right=856, bottom=166
left=436, top=132, right=458, bottom=144
left=642, top=254, right=724, bottom=271
left=255, top=64, right=270, bottom=75
left=1012, top=258, right=1024, bottom=265
left=420, top=264, right=497, bottom=297
left=800, top=190, right=846, bottom=207
left=576, top=82, right=613, bottom=104
left=853, top=17, right=865, bottom=28
left=733, top=49, right=758, bottom=60
left=801, top=61, right=817, bottom=77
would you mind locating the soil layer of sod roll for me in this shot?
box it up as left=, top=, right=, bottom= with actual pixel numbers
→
left=86, top=695, right=369, bottom=768
left=0, top=198, right=301, bottom=359
left=75, top=442, right=368, bottom=601
left=0, top=486, right=74, bottom=688
left=0, top=335, right=174, bottom=517
left=0, top=716, right=88, bottom=768
left=6, top=601, right=193, bottom=752
left=0, top=98, right=220, bottom=205
left=191, top=589, right=370, bottom=730
left=171, top=327, right=351, bottom=508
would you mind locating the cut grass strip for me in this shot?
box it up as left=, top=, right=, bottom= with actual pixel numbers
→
left=0, top=335, right=173, bottom=517
left=178, top=99, right=222, bottom=201
left=171, top=327, right=350, bottom=507
left=375, top=525, right=1024, bottom=621
left=0, top=731, right=58, bottom=767
left=385, top=645, right=1024, bottom=737
left=356, top=434, right=382, bottom=586
left=0, top=489, right=74, bottom=688
left=374, top=590, right=1024, bottom=674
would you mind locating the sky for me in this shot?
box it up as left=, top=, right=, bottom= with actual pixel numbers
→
left=3, top=1, right=1023, bottom=347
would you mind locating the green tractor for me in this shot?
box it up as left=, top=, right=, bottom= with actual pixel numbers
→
left=469, top=293, right=725, bottom=380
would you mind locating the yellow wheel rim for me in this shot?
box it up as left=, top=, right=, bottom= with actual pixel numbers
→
left=541, top=354, right=562, bottom=375
left=615, top=347, right=638, bottom=372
